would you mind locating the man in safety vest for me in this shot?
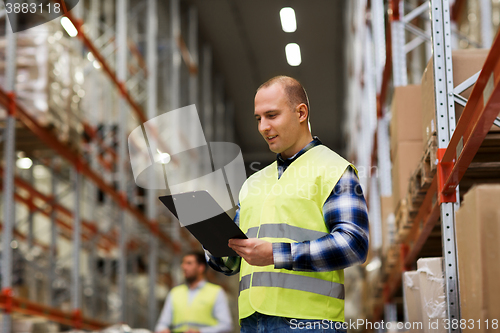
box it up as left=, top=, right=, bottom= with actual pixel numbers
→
left=155, top=251, right=232, bottom=333
left=207, top=76, right=369, bottom=332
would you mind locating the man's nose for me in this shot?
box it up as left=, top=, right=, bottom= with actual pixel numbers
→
left=259, top=119, right=271, bottom=133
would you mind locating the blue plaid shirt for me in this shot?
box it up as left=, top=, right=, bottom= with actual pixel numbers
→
left=207, top=137, right=369, bottom=274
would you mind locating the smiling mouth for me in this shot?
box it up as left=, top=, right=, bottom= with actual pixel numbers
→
left=267, top=135, right=278, bottom=142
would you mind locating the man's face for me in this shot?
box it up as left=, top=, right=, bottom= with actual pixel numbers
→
left=254, top=84, right=302, bottom=159
left=181, top=255, right=203, bottom=283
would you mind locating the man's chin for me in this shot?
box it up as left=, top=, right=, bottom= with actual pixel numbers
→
left=268, top=144, right=281, bottom=154
left=185, top=277, right=196, bottom=284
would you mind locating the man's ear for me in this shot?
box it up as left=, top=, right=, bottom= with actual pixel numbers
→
left=296, top=103, right=308, bottom=123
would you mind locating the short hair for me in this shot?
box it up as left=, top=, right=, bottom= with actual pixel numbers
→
left=257, top=75, right=310, bottom=113
left=184, top=251, right=207, bottom=269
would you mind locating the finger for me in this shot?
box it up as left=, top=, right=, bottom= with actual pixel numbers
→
left=232, top=245, right=248, bottom=255
left=232, top=248, right=246, bottom=259
left=229, top=242, right=249, bottom=250
left=228, top=238, right=247, bottom=246
left=228, top=242, right=247, bottom=250
left=229, top=245, right=246, bottom=256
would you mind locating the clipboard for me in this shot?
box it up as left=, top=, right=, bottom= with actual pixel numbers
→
left=159, top=190, right=247, bottom=257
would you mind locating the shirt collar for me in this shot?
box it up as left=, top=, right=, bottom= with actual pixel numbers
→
left=277, top=136, right=322, bottom=166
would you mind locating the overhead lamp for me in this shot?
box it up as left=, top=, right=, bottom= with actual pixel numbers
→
left=60, top=17, right=78, bottom=37
left=285, top=43, right=301, bottom=66
left=280, top=7, right=297, bottom=33
left=16, top=157, right=33, bottom=169
left=365, top=257, right=381, bottom=272
left=157, top=149, right=171, bottom=165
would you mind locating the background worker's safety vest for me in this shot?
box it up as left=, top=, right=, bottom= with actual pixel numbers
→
left=238, top=145, right=353, bottom=322
left=171, top=282, right=221, bottom=331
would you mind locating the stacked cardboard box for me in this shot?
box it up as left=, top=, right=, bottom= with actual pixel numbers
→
left=421, top=49, right=500, bottom=149
left=403, top=271, right=423, bottom=333
left=403, top=259, right=447, bottom=333
left=390, top=85, right=424, bottom=210
left=416, top=257, right=447, bottom=333
left=0, top=20, right=84, bottom=151
left=455, top=185, right=500, bottom=332
left=380, top=195, right=395, bottom=257
left=0, top=315, right=59, bottom=333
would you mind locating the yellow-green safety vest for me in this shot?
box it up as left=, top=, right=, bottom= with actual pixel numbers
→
left=171, top=282, right=221, bottom=331
left=238, top=145, right=354, bottom=322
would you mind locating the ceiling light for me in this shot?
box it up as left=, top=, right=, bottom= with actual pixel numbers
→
left=365, top=258, right=381, bottom=272
left=285, top=43, right=302, bottom=66
left=61, top=17, right=78, bottom=37
left=157, top=149, right=171, bottom=165
left=280, top=7, right=297, bottom=33
left=16, top=157, right=33, bottom=169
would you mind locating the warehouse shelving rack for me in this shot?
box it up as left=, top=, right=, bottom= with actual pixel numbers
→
left=1, top=0, right=235, bottom=331
left=364, top=0, right=500, bottom=330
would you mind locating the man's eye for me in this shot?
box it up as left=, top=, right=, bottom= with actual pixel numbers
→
left=268, top=114, right=276, bottom=118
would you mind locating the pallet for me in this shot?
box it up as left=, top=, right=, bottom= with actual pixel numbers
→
left=0, top=119, right=82, bottom=156
left=383, top=243, right=400, bottom=276
left=421, top=135, right=438, bottom=183
left=404, top=135, right=438, bottom=216
left=403, top=131, right=500, bottom=224
left=394, top=199, right=413, bottom=242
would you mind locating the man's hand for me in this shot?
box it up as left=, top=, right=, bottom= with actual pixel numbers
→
left=228, top=238, right=274, bottom=266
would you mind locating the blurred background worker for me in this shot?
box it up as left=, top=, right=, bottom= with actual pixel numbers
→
left=155, top=252, right=232, bottom=333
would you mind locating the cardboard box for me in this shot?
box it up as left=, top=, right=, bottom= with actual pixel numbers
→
left=380, top=196, right=395, bottom=256
left=391, top=141, right=423, bottom=209
left=421, top=49, right=498, bottom=148
left=403, top=271, right=424, bottom=333
left=417, top=257, right=446, bottom=333
left=390, top=85, right=423, bottom=156
left=455, top=185, right=500, bottom=332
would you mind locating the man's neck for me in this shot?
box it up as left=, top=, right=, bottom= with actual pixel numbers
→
left=281, top=133, right=314, bottom=159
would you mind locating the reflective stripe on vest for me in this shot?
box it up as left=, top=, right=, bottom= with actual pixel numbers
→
left=245, top=224, right=328, bottom=242
left=239, top=274, right=251, bottom=295
left=239, top=272, right=345, bottom=299
left=172, top=322, right=209, bottom=330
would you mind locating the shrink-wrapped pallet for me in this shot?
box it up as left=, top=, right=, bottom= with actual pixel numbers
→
left=0, top=20, right=84, bottom=151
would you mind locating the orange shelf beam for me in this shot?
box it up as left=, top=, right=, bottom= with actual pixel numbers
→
left=0, top=294, right=108, bottom=331
left=176, top=35, right=199, bottom=75
left=0, top=220, right=50, bottom=251
left=403, top=177, right=441, bottom=266
left=441, top=32, right=500, bottom=194
left=0, top=178, right=113, bottom=252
